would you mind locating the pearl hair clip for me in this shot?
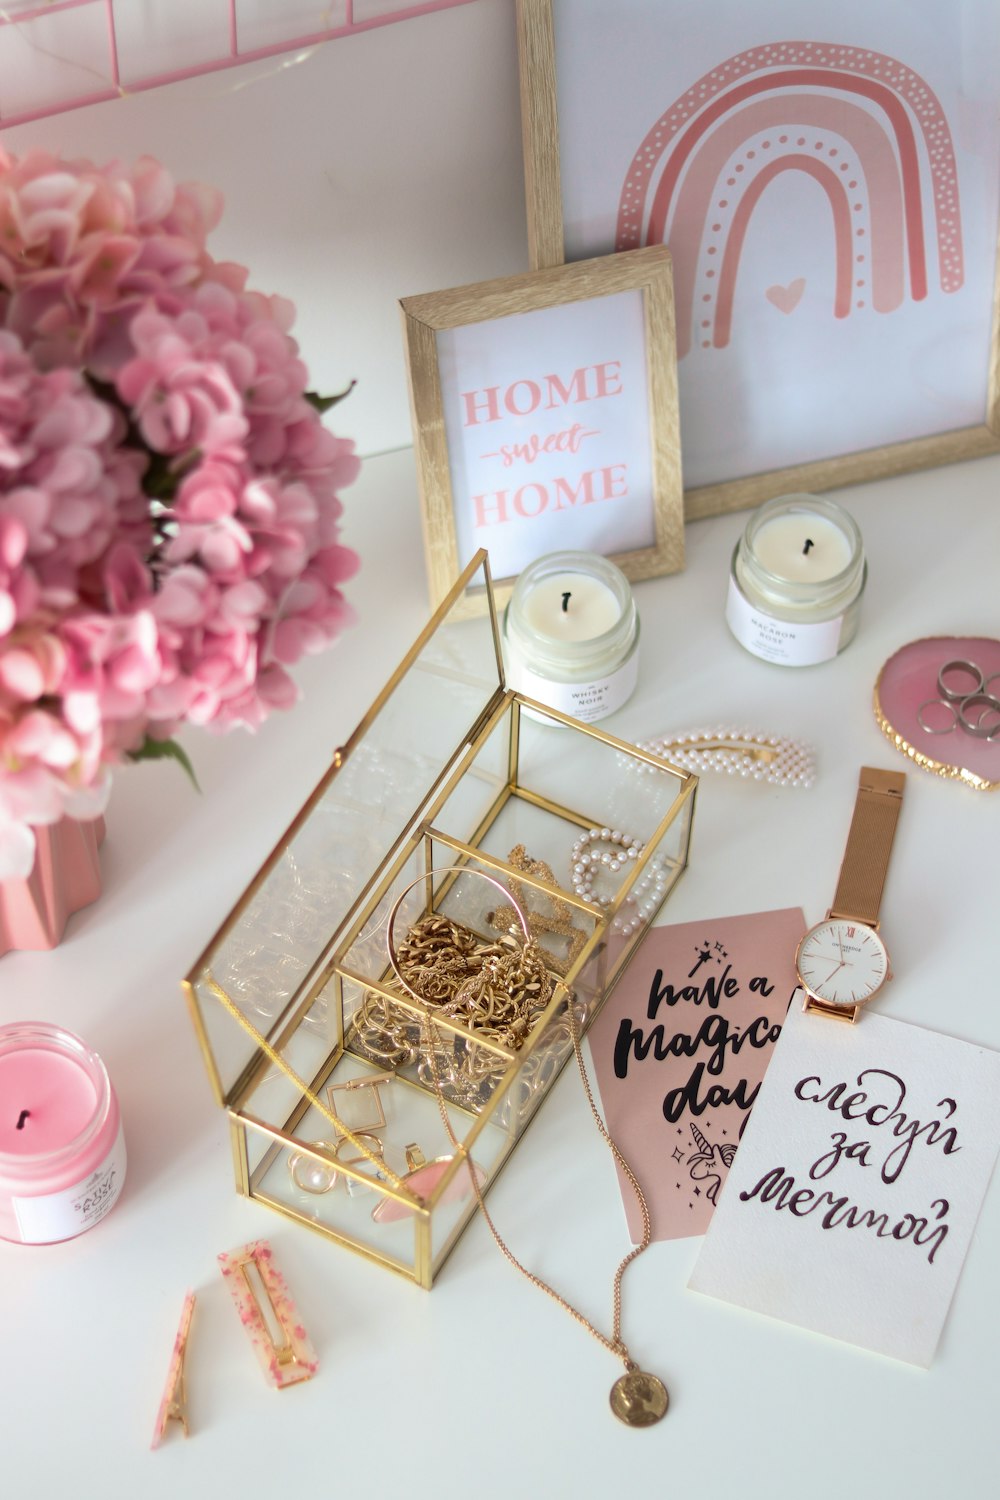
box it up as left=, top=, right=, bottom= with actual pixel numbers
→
left=627, top=728, right=817, bottom=788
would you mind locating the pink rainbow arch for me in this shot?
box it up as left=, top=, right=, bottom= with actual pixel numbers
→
left=615, top=41, right=963, bottom=356
left=714, top=155, right=853, bottom=348
left=666, top=93, right=906, bottom=356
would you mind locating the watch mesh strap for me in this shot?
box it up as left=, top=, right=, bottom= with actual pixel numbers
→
left=829, top=766, right=905, bottom=928
left=802, top=995, right=860, bottom=1024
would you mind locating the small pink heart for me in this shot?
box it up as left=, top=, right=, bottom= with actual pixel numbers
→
left=765, top=278, right=806, bottom=314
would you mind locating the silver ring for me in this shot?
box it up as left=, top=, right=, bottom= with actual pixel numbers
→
left=984, top=671, right=1000, bottom=698
left=938, top=659, right=984, bottom=701
left=957, top=692, right=1000, bottom=739
left=916, top=699, right=957, bottom=735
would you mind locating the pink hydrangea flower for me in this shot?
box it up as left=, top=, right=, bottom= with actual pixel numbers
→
left=0, top=151, right=358, bottom=879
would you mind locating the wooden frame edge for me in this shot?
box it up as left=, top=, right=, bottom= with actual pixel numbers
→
left=400, top=245, right=685, bottom=616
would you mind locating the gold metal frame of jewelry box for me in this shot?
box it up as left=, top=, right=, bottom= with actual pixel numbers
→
left=182, top=550, right=697, bottom=1287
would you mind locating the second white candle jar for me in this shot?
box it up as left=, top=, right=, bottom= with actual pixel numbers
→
left=502, top=550, right=640, bottom=723
left=726, top=493, right=867, bottom=666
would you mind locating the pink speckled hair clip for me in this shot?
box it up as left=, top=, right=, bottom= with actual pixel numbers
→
left=151, top=1291, right=197, bottom=1448
left=218, top=1240, right=318, bottom=1390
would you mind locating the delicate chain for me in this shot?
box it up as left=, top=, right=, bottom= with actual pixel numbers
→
left=386, top=868, right=654, bottom=1373
left=420, top=988, right=652, bottom=1367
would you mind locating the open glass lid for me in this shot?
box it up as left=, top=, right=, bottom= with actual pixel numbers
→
left=184, top=550, right=504, bottom=1106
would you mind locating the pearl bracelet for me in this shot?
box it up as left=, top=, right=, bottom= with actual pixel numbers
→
left=570, top=828, right=667, bottom=937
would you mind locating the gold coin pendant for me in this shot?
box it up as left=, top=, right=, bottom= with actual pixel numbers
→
left=609, top=1369, right=669, bottom=1427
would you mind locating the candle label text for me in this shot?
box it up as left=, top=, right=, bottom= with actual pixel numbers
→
left=725, top=577, right=845, bottom=666
left=12, top=1125, right=126, bottom=1244
left=505, top=648, right=639, bottom=723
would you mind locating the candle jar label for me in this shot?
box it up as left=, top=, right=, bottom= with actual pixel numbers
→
left=506, top=651, right=639, bottom=723
left=12, top=1125, right=126, bottom=1244
left=725, top=579, right=844, bottom=667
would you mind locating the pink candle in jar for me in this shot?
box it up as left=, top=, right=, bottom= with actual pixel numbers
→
left=0, top=1023, right=126, bottom=1244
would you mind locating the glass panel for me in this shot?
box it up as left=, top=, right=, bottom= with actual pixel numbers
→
left=188, top=573, right=695, bottom=1281
left=242, top=1054, right=514, bottom=1278
left=243, top=1115, right=418, bottom=1278
left=428, top=1126, right=514, bottom=1279
left=427, top=706, right=512, bottom=848
left=187, top=555, right=502, bottom=1101
left=489, top=994, right=578, bottom=1142
left=512, top=704, right=690, bottom=845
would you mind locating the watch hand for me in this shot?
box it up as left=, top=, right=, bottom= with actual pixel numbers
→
left=836, top=929, right=845, bottom=960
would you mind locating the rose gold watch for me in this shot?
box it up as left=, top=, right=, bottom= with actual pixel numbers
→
left=795, top=766, right=906, bottom=1022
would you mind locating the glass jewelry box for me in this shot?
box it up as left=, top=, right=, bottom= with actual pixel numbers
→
left=183, top=552, right=697, bottom=1287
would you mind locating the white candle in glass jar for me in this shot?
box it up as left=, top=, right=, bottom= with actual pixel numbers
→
left=726, top=493, right=867, bottom=667
left=503, top=551, right=639, bottom=724
left=519, top=570, right=622, bottom=642
left=751, top=511, right=854, bottom=582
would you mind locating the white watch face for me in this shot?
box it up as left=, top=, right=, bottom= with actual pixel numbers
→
left=795, top=919, right=890, bottom=1008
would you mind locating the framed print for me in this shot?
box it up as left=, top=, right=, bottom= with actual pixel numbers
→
left=400, top=245, right=684, bottom=616
left=517, top=0, right=1000, bottom=519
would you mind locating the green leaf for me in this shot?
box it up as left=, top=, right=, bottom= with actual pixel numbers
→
left=127, top=736, right=201, bottom=792
left=305, top=379, right=356, bottom=413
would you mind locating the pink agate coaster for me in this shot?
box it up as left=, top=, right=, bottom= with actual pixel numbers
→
left=874, top=636, right=1000, bottom=790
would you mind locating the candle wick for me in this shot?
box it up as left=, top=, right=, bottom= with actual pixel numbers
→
left=16, top=1110, right=29, bottom=1130
left=561, top=591, right=571, bottom=612
left=802, top=538, right=815, bottom=555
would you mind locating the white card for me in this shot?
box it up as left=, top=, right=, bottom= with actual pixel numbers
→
left=688, top=1000, right=1000, bottom=1366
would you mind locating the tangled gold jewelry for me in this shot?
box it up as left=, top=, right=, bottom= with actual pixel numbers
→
left=496, top=1013, right=575, bottom=1128
left=378, top=905, right=553, bottom=1053
left=489, top=845, right=587, bottom=976
left=349, top=892, right=553, bottom=1109
left=415, top=1037, right=505, bottom=1109
left=353, top=993, right=419, bottom=1066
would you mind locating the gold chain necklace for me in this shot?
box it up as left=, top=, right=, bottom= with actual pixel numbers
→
left=388, top=869, right=669, bottom=1428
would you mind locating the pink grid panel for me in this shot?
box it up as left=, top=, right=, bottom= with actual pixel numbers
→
left=0, top=0, right=478, bottom=129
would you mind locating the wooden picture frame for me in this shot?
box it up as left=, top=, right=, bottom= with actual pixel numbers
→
left=517, top=0, right=1000, bottom=520
left=400, top=245, right=684, bottom=617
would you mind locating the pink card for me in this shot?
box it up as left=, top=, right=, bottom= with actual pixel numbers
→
left=589, top=909, right=805, bottom=1241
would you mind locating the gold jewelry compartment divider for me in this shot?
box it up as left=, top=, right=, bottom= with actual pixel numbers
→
left=182, top=549, right=698, bottom=1287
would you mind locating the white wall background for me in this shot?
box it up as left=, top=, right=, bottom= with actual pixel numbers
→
left=1, top=0, right=528, bottom=460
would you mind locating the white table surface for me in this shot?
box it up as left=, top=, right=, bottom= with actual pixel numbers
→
left=1, top=446, right=996, bottom=1500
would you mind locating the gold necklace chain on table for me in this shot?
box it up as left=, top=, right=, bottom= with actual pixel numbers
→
left=387, top=869, right=670, bottom=1428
